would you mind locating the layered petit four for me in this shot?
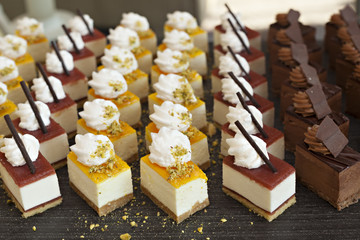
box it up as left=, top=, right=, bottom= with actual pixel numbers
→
left=0, top=82, right=17, bottom=136
left=149, top=74, right=207, bottom=131
left=296, top=116, right=360, bottom=210
left=223, top=121, right=295, bottom=222
left=146, top=101, right=210, bottom=170
left=68, top=12, right=106, bottom=58
left=0, top=35, right=36, bottom=82
left=345, top=64, right=360, bottom=118
left=120, top=12, right=157, bottom=54
left=101, top=46, right=149, bottom=101
left=15, top=17, right=50, bottom=62
left=88, top=68, right=141, bottom=127
left=77, top=99, right=138, bottom=163
left=68, top=133, right=133, bottom=216
left=141, top=127, right=209, bottom=223
left=164, top=11, right=208, bottom=53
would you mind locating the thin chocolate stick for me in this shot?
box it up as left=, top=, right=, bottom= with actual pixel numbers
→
left=236, top=92, right=268, bottom=139
left=20, top=81, right=48, bottom=134
left=227, top=18, right=251, bottom=54
left=224, top=3, right=247, bottom=34
left=228, top=71, right=260, bottom=108
left=4, top=115, right=36, bottom=174
left=235, top=120, right=277, bottom=173
left=227, top=46, right=251, bottom=80
left=61, top=24, right=80, bottom=54
left=51, top=41, right=70, bottom=76
left=76, top=9, right=94, bottom=36
left=36, top=62, right=59, bottom=103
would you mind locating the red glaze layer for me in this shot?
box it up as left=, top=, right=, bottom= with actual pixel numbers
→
left=70, top=47, right=95, bottom=61
left=215, top=25, right=260, bottom=39
left=42, top=65, right=86, bottom=85
left=214, top=45, right=264, bottom=62
left=81, top=28, right=106, bottom=42
left=212, top=68, right=266, bottom=88
left=32, top=92, right=76, bottom=114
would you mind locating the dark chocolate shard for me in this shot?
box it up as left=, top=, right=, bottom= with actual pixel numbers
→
left=316, top=116, right=348, bottom=158
left=351, top=34, right=360, bottom=52
left=287, top=9, right=300, bottom=24
left=305, top=85, right=332, bottom=120
left=340, top=4, right=358, bottom=25
left=291, top=42, right=308, bottom=64
left=299, top=63, right=321, bottom=86
left=285, top=23, right=303, bottom=43
left=347, top=21, right=360, bottom=36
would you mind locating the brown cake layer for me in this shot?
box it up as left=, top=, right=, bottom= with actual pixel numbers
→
left=81, top=28, right=106, bottom=42
left=214, top=45, right=264, bottom=62
left=70, top=47, right=94, bottom=60
left=345, top=76, right=360, bottom=118
left=212, top=68, right=267, bottom=88
left=335, top=57, right=356, bottom=89
left=215, top=25, right=260, bottom=40
left=32, top=92, right=76, bottom=113
left=43, top=65, right=86, bottom=85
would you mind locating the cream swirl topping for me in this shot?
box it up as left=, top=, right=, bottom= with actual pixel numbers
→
left=101, top=46, right=138, bottom=75
left=16, top=101, right=51, bottom=131
left=121, top=12, right=150, bottom=32
left=89, top=68, right=128, bottom=98
left=219, top=53, right=250, bottom=77
left=221, top=76, right=253, bottom=104
left=0, top=35, right=27, bottom=59
left=16, top=17, right=44, bottom=36
left=166, top=11, right=198, bottom=30
left=0, top=56, right=19, bottom=82
left=68, top=14, right=94, bottom=36
left=57, top=31, right=85, bottom=51
left=0, top=82, right=8, bottom=105
left=220, top=11, right=244, bottom=31
left=108, top=26, right=140, bottom=50
left=226, top=104, right=262, bottom=135
left=31, top=76, right=66, bottom=103
left=163, top=30, right=194, bottom=51
left=220, top=29, right=249, bottom=52
left=154, top=48, right=189, bottom=73
left=45, top=50, right=74, bottom=74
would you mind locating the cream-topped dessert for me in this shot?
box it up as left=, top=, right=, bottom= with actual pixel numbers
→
left=0, top=82, right=17, bottom=136
left=68, top=133, right=133, bottom=216
left=141, top=127, right=209, bottom=223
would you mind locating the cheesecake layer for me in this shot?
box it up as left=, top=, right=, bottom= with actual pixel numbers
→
left=5, top=76, right=27, bottom=104
left=70, top=47, right=96, bottom=77
left=0, top=100, right=17, bottom=136
left=81, top=28, right=107, bottom=57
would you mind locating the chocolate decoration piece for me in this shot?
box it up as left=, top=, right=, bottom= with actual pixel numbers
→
left=20, top=81, right=48, bottom=134
left=234, top=120, right=277, bottom=173
left=285, top=23, right=303, bottom=44
left=350, top=34, right=360, bottom=53
left=224, top=3, right=247, bottom=34
left=76, top=9, right=94, bottom=36
left=305, top=85, right=332, bottom=120
left=51, top=41, right=70, bottom=76
left=36, top=62, right=59, bottom=103
left=228, top=71, right=260, bottom=108
left=61, top=24, right=80, bottom=54
left=347, top=21, right=360, bottom=37
left=287, top=9, right=300, bottom=24
left=316, top=116, right=348, bottom=157
left=290, top=42, right=308, bottom=64
left=299, top=63, right=321, bottom=86
left=227, top=46, right=251, bottom=80
left=340, top=4, right=358, bottom=25
left=236, top=92, right=268, bottom=139
left=227, top=18, right=251, bottom=54
left=4, top=115, right=36, bottom=174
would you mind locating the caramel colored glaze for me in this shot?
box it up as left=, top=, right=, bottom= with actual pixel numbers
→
left=67, top=151, right=130, bottom=184
left=292, top=91, right=315, bottom=117
left=304, top=124, right=331, bottom=155
left=212, top=68, right=266, bottom=88
left=70, top=47, right=95, bottom=61
left=157, top=43, right=203, bottom=58
left=32, top=92, right=76, bottom=114
left=276, top=13, right=289, bottom=27
left=141, top=155, right=207, bottom=189
left=352, top=64, right=360, bottom=78
left=13, top=118, right=66, bottom=143
left=223, top=155, right=295, bottom=190
left=15, top=52, right=34, bottom=65
left=81, top=28, right=106, bottom=42
left=15, top=30, right=47, bottom=44
left=0, top=151, right=55, bottom=187
left=0, top=100, right=17, bottom=117
left=149, top=93, right=204, bottom=112
left=214, top=91, right=274, bottom=113
left=290, top=66, right=308, bottom=88
left=215, top=25, right=260, bottom=39
left=5, top=76, right=23, bottom=91
left=43, top=65, right=86, bottom=85
left=277, top=47, right=297, bottom=67
left=88, top=89, right=139, bottom=110
left=276, top=29, right=291, bottom=45
left=337, top=27, right=352, bottom=43
left=330, top=14, right=346, bottom=27
left=222, top=122, right=283, bottom=146
left=341, top=42, right=360, bottom=64
left=214, top=45, right=264, bottom=62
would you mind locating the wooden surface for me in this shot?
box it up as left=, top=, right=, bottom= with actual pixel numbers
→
left=1, top=40, right=360, bottom=240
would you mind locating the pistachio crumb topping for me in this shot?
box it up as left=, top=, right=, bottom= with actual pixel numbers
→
left=124, top=71, right=138, bottom=83
left=0, top=66, right=15, bottom=77
left=103, top=105, right=118, bottom=120
left=185, top=27, right=197, bottom=35
left=0, top=88, right=6, bottom=96
left=172, top=54, right=189, bottom=68
left=90, top=140, right=112, bottom=159
left=106, top=120, right=123, bottom=135
left=115, top=94, right=132, bottom=104
left=166, top=145, right=193, bottom=181
left=173, top=80, right=195, bottom=106
left=30, top=24, right=39, bottom=32
left=178, top=68, right=194, bottom=80
left=182, top=126, right=198, bottom=139
left=89, top=156, right=117, bottom=177
left=108, top=80, right=124, bottom=92
left=112, top=56, right=134, bottom=69
left=131, top=46, right=146, bottom=55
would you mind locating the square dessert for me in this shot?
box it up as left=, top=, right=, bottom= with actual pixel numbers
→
left=81, top=28, right=107, bottom=58
left=335, top=42, right=359, bottom=89
left=164, top=26, right=208, bottom=53
left=70, top=47, right=96, bottom=78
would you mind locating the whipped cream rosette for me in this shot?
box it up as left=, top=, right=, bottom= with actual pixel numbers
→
left=101, top=46, right=138, bottom=75
left=16, top=101, right=51, bottom=131
left=16, top=17, right=45, bottom=37
left=0, top=56, right=19, bottom=83
left=163, top=30, right=194, bottom=51
left=226, top=103, right=263, bottom=135
left=31, top=76, right=66, bottom=103
left=221, top=76, right=253, bottom=104
left=166, top=11, right=198, bottom=30
left=154, top=48, right=189, bottom=73
left=121, top=12, right=150, bottom=32
left=219, top=53, right=250, bottom=77
left=220, top=29, right=249, bottom=52
left=68, top=14, right=94, bottom=36
left=57, top=32, right=85, bottom=52
left=45, top=50, right=74, bottom=74
left=108, top=26, right=140, bottom=50
left=0, top=35, right=27, bottom=60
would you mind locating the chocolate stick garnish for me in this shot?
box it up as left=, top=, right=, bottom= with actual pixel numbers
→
left=20, top=81, right=48, bottom=134
left=224, top=3, right=247, bottom=35
left=36, top=62, right=59, bottom=103
left=235, top=120, right=277, bottom=173
left=228, top=71, right=260, bottom=108
left=236, top=92, right=268, bottom=139
left=227, top=46, right=251, bottom=80
left=4, top=115, right=36, bottom=174
left=227, top=18, right=251, bottom=54
left=76, top=9, right=94, bottom=36
left=61, top=24, right=80, bottom=54
left=51, top=41, right=70, bottom=76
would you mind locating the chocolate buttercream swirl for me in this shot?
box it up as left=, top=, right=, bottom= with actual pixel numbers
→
left=290, top=66, right=308, bottom=88
left=292, top=91, right=315, bottom=117
left=278, top=47, right=297, bottom=67
left=353, top=63, right=360, bottom=78
left=276, top=29, right=291, bottom=45
left=330, top=14, right=346, bottom=27
left=337, top=27, right=352, bottom=43
left=341, top=42, right=360, bottom=64
left=304, top=124, right=331, bottom=155
left=276, top=13, right=289, bottom=27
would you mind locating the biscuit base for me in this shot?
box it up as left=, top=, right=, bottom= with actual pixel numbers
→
left=141, top=184, right=209, bottom=224
left=69, top=181, right=133, bottom=217
left=126, top=153, right=139, bottom=164
left=3, top=184, right=62, bottom=218
left=198, top=161, right=211, bottom=171
left=222, top=186, right=296, bottom=222
left=52, top=158, right=67, bottom=170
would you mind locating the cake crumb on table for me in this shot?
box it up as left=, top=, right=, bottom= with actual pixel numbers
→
left=220, top=218, right=227, bottom=223
left=120, top=233, right=131, bottom=240
left=197, top=226, right=203, bottom=233
left=130, top=221, right=138, bottom=227
left=32, top=226, right=36, bottom=232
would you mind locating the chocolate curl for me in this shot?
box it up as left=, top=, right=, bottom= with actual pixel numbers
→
left=36, top=63, right=59, bottom=103
left=61, top=24, right=80, bottom=54
left=285, top=23, right=303, bottom=44
left=227, top=46, right=251, bottom=80
left=224, top=3, right=247, bottom=35
left=51, top=41, right=70, bottom=76
left=76, top=9, right=94, bottom=36
left=228, top=71, right=260, bottom=108
left=234, top=120, right=277, bottom=173
left=290, top=42, right=308, bottom=64
left=227, top=18, right=251, bottom=54
left=236, top=92, right=268, bottom=139
left=299, top=63, right=321, bottom=86
left=305, top=85, right=331, bottom=120
left=20, top=81, right=48, bottom=134
left=4, top=115, right=36, bottom=174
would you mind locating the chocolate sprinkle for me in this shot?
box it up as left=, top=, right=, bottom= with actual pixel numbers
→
left=61, top=24, right=80, bottom=54
left=51, top=41, right=70, bottom=76
left=305, top=85, right=332, bottom=120
left=290, top=42, right=308, bottom=64
left=76, top=9, right=94, bottom=36
left=36, top=62, right=59, bottom=103
left=227, top=46, right=251, bottom=80
left=285, top=23, right=303, bottom=43
left=340, top=4, right=358, bottom=25
left=287, top=9, right=300, bottom=24
left=228, top=71, right=260, bottom=108
left=299, top=63, right=321, bottom=86
left=227, top=18, right=251, bottom=54
left=224, top=3, right=247, bottom=34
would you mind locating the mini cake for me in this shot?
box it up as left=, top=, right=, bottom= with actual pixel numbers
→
left=0, top=82, right=17, bottom=136
left=107, top=26, right=152, bottom=74
left=101, top=46, right=149, bottom=101
left=88, top=68, right=141, bottom=127
left=148, top=74, right=207, bottom=131
left=68, top=13, right=106, bottom=58
left=77, top=99, right=138, bottom=163
left=151, top=48, right=203, bottom=98
left=296, top=116, right=360, bottom=210
left=15, top=17, right=50, bottom=62
left=141, top=127, right=209, bottom=223
left=146, top=101, right=210, bottom=170
left=222, top=121, right=295, bottom=222
left=68, top=133, right=133, bottom=216
left=0, top=34, right=36, bottom=82
left=0, top=130, right=62, bottom=218
left=120, top=12, right=157, bottom=54
left=336, top=40, right=360, bottom=89
left=345, top=64, right=360, bottom=118
left=164, top=11, right=208, bottom=53
left=57, top=30, right=96, bottom=77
